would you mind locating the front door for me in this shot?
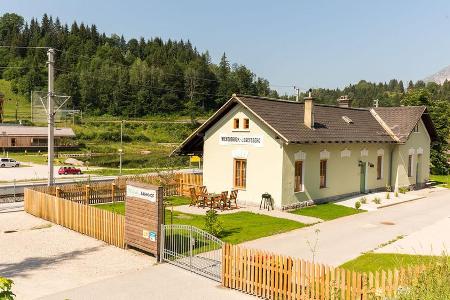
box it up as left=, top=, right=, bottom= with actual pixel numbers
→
left=360, top=162, right=366, bottom=193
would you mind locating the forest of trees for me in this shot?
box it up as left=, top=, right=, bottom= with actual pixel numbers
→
left=0, top=13, right=448, bottom=173
left=0, top=13, right=278, bottom=117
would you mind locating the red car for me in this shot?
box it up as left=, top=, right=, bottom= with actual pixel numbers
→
left=58, top=166, right=82, bottom=175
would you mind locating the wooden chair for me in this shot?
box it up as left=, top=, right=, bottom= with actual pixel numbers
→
left=189, top=187, right=205, bottom=207
left=219, top=191, right=228, bottom=210
left=198, top=186, right=210, bottom=208
left=228, top=190, right=238, bottom=209
left=189, top=187, right=199, bottom=206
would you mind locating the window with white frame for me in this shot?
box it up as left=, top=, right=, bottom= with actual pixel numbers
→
left=294, top=160, right=304, bottom=192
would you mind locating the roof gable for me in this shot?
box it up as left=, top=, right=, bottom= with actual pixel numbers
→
left=174, top=94, right=436, bottom=155
left=372, top=106, right=437, bottom=142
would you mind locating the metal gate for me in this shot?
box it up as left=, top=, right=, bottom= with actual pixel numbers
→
left=160, top=224, right=224, bottom=282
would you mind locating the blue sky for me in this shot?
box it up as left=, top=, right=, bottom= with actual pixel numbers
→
left=2, top=0, right=450, bottom=95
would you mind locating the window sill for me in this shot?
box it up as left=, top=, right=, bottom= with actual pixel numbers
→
left=233, top=187, right=246, bottom=191
left=232, top=130, right=250, bottom=132
left=294, top=190, right=305, bottom=194
left=319, top=187, right=327, bottom=189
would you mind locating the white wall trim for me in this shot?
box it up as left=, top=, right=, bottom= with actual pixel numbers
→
left=361, top=148, right=369, bottom=157
left=231, top=149, right=248, bottom=159
left=320, top=149, right=330, bottom=159
left=341, top=148, right=351, bottom=158
left=416, top=147, right=424, bottom=155
left=294, top=150, right=306, bottom=160
left=377, top=148, right=385, bottom=156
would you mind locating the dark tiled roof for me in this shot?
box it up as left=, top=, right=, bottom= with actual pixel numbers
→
left=372, top=106, right=427, bottom=142
left=238, top=96, right=393, bottom=143
left=174, top=95, right=435, bottom=155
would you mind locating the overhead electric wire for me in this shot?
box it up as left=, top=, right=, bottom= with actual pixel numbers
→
left=56, top=49, right=296, bottom=89
left=53, top=66, right=229, bottom=98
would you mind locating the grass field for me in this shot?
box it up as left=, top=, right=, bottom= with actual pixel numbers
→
left=0, top=79, right=31, bottom=122
left=290, top=203, right=365, bottom=221
left=93, top=201, right=305, bottom=244
left=340, top=253, right=450, bottom=273
left=430, top=174, right=449, bottom=188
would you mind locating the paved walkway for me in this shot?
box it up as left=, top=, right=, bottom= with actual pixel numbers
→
left=173, top=204, right=322, bottom=224
left=243, top=188, right=450, bottom=266
left=39, top=263, right=253, bottom=300
left=376, top=216, right=450, bottom=255
left=0, top=210, right=153, bottom=300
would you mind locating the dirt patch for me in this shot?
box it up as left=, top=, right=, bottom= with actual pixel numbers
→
left=380, top=221, right=396, bottom=225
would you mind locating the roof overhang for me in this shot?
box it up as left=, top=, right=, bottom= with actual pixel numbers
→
left=171, top=95, right=289, bottom=156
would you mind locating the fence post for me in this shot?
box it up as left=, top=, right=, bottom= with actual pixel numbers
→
left=159, top=224, right=165, bottom=263
left=111, top=183, right=116, bottom=204
left=56, top=187, right=61, bottom=198
left=85, top=185, right=90, bottom=205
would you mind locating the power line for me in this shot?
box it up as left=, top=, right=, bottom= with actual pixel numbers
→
left=0, top=46, right=54, bottom=49
left=56, top=49, right=295, bottom=89
left=54, top=66, right=230, bottom=98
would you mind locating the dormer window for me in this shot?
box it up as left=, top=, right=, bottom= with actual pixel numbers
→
left=233, top=118, right=239, bottom=129
left=413, top=123, right=419, bottom=132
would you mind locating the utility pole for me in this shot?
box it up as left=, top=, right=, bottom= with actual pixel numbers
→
left=119, top=120, right=123, bottom=175
left=47, top=48, right=55, bottom=186
left=30, top=91, right=33, bottom=123
left=15, top=98, right=18, bottom=123
left=294, top=86, right=300, bottom=102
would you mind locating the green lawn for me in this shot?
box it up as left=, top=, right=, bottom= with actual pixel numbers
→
left=340, top=253, right=449, bottom=273
left=430, top=174, right=449, bottom=188
left=93, top=201, right=305, bottom=244
left=290, top=203, right=365, bottom=221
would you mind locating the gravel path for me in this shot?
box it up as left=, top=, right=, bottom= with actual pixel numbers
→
left=0, top=210, right=153, bottom=300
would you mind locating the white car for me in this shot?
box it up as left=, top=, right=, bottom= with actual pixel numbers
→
left=0, top=158, right=20, bottom=168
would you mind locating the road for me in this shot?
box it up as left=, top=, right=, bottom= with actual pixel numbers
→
left=243, top=188, right=450, bottom=266
left=40, top=264, right=252, bottom=300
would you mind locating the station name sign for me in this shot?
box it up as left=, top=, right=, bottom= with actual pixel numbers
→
left=126, top=185, right=156, bottom=202
left=219, top=134, right=263, bottom=147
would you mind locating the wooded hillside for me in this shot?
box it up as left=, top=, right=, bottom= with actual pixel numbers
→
left=0, top=13, right=278, bottom=117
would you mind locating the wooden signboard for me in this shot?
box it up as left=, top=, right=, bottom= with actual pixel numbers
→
left=124, top=181, right=164, bottom=258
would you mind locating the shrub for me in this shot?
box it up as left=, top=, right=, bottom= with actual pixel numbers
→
left=386, top=192, right=390, bottom=200
left=0, top=277, right=15, bottom=300
left=399, top=186, right=409, bottom=194
left=205, top=209, right=223, bottom=237
left=386, top=185, right=392, bottom=192
left=395, top=191, right=399, bottom=197
left=360, top=196, right=367, bottom=204
left=372, top=197, right=381, bottom=204
left=355, top=201, right=361, bottom=209
left=397, top=256, right=450, bottom=300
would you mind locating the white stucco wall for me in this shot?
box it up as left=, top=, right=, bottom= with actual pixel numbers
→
left=202, top=105, right=285, bottom=208
left=281, top=143, right=393, bottom=206
left=391, top=119, right=431, bottom=190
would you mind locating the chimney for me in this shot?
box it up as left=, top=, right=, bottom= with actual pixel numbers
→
left=337, top=95, right=352, bottom=108
left=304, top=89, right=314, bottom=129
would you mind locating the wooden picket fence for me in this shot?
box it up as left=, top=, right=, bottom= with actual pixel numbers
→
left=222, top=244, right=425, bottom=300
left=24, top=188, right=125, bottom=248
left=33, top=173, right=203, bottom=204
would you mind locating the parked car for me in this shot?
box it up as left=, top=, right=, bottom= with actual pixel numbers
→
left=0, top=158, right=20, bottom=168
left=58, top=166, right=82, bottom=175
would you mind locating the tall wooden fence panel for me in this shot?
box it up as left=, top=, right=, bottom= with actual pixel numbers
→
left=34, top=173, right=203, bottom=203
left=222, top=244, right=424, bottom=300
left=24, top=189, right=125, bottom=248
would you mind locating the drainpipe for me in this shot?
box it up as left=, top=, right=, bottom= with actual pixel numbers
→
left=389, top=145, right=394, bottom=189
